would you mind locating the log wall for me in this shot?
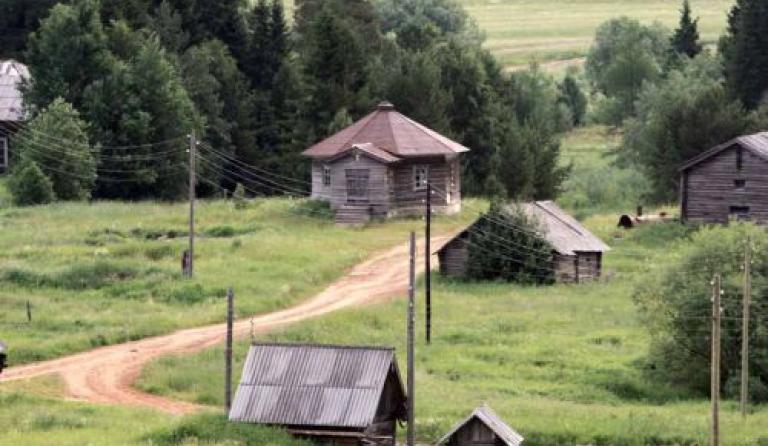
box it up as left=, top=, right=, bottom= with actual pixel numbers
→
left=682, top=145, right=768, bottom=224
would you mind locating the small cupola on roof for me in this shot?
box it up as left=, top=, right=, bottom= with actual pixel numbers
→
left=303, top=101, right=469, bottom=159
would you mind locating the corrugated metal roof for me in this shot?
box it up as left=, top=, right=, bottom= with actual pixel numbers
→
left=438, top=405, right=524, bottom=446
left=0, top=60, right=28, bottom=122
left=679, top=131, right=768, bottom=171
left=303, top=102, right=469, bottom=159
left=327, top=142, right=402, bottom=164
left=515, top=201, right=610, bottom=255
left=229, top=343, right=402, bottom=429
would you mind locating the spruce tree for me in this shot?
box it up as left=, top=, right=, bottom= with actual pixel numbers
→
left=671, top=0, right=702, bottom=58
left=720, top=0, right=768, bottom=108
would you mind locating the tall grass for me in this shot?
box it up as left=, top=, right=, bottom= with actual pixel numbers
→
left=0, top=198, right=475, bottom=365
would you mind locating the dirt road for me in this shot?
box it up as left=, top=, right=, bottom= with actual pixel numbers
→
left=0, top=237, right=446, bottom=415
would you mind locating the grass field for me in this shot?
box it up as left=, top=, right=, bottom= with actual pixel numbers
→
left=0, top=196, right=474, bottom=366
left=460, top=0, right=735, bottom=67
left=137, top=216, right=768, bottom=445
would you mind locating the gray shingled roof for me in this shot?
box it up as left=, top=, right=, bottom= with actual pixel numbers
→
left=513, top=201, right=610, bottom=255
left=438, top=405, right=524, bottom=446
left=229, top=343, right=403, bottom=428
left=679, top=131, right=768, bottom=171
left=0, top=60, right=28, bottom=122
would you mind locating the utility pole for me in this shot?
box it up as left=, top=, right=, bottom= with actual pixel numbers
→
left=187, top=130, right=196, bottom=277
left=225, top=287, right=234, bottom=414
left=741, top=237, right=752, bottom=417
left=407, top=231, right=416, bottom=446
left=711, top=273, right=722, bottom=446
left=425, top=176, right=432, bottom=344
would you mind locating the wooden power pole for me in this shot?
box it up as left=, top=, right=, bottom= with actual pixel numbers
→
left=741, top=237, right=752, bottom=417
left=407, top=231, right=416, bottom=446
left=225, top=287, right=234, bottom=414
left=711, top=273, right=722, bottom=446
left=425, top=177, right=432, bottom=344
left=187, top=130, right=196, bottom=277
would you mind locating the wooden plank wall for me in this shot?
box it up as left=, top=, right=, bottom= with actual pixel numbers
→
left=575, top=252, right=601, bottom=283
left=438, top=237, right=469, bottom=278
left=392, top=156, right=461, bottom=216
left=311, top=155, right=392, bottom=216
left=683, top=146, right=768, bottom=224
left=553, top=253, right=576, bottom=283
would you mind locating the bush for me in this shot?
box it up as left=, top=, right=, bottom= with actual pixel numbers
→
left=292, top=199, right=333, bottom=220
left=634, top=223, right=768, bottom=401
left=465, top=202, right=555, bottom=285
left=14, top=98, right=96, bottom=201
left=0, top=261, right=170, bottom=290
left=232, top=182, right=248, bottom=209
left=7, top=160, right=55, bottom=206
left=148, top=413, right=307, bottom=446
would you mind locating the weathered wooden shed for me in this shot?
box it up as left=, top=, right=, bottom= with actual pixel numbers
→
left=229, top=343, right=406, bottom=445
left=0, top=60, right=28, bottom=173
left=679, top=132, right=768, bottom=224
left=302, top=102, right=469, bottom=224
left=437, top=405, right=524, bottom=446
left=437, top=201, right=610, bottom=283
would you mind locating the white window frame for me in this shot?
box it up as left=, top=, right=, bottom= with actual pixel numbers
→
left=0, top=137, right=7, bottom=169
left=322, top=165, right=331, bottom=187
left=413, top=165, right=429, bottom=191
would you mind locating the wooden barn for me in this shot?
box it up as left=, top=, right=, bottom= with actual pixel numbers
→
left=0, top=60, right=28, bottom=173
left=679, top=132, right=768, bottom=224
left=437, top=201, right=610, bottom=283
left=302, top=102, right=469, bottom=224
left=229, top=343, right=406, bottom=446
left=437, top=405, right=524, bottom=446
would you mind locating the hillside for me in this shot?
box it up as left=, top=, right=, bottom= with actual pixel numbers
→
left=463, top=0, right=735, bottom=68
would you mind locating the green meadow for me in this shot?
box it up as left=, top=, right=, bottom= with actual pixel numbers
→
left=0, top=196, right=474, bottom=366
left=460, top=0, right=735, bottom=67
left=137, top=212, right=768, bottom=445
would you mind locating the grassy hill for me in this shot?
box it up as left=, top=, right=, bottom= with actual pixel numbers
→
left=462, top=0, right=735, bottom=68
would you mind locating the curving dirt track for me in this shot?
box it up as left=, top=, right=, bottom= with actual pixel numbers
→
left=0, top=237, right=446, bottom=415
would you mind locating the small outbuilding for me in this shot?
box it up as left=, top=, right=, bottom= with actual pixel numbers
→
left=229, top=342, right=406, bottom=446
left=0, top=59, right=28, bottom=173
left=302, top=102, right=469, bottom=224
left=437, top=201, right=610, bottom=283
left=679, top=132, right=768, bottom=224
left=437, top=405, right=524, bottom=446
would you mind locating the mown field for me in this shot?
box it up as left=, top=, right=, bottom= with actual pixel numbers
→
left=460, top=0, right=735, bottom=68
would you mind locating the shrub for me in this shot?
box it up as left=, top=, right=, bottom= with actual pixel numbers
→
left=292, top=199, right=333, bottom=220
left=232, top=182, right=248, bottom=209
left=7, top=160, right=55, bottom=206
left=148, top=413, right=307, bottom=446
left=465, top=202, right=555, bottom=285
left=634, top=223, right=768, bottom=401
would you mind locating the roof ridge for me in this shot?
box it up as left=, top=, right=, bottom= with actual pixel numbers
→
left=250, top=341, right=395, bottom=351
left=533, top=201, right=585, bottom=237
left=398, top=113, right=463, bottom=153
left=339, top=110, right=380, bottom=151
